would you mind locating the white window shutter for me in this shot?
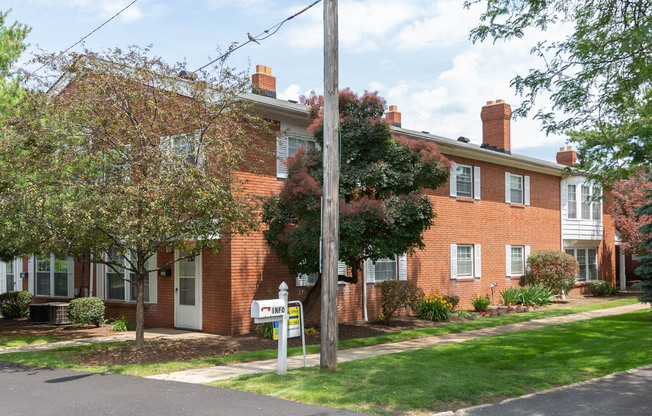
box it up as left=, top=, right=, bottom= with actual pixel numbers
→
left=28, top=256, right=35, bottom=294
left=67, top=257, right=75, bottom=298
left=505, top=172, right=511, bottom=203
left=474, top=244, right=481, bottom=278
left=96, top=263, right=105, bottom=299
left=474, top=166, right=481, bottom=200
left=561, top=183, right=567, bottom=214
left=148, top=253, right=158, bottom=303
left=524, top=175, right=531, bottom=206
left=337, top=261, right=347, bottom=277
left=365, top=259, right=376, bottom=283
left=0, top=262, right=6, bottom=294
left=450, top=244, right=457, bottom=279
left=398, top=254, right=407, bottom=281
left=276, top=136, right=288, bottom=179
left=505, top=245, right=512, bottom=277
left=449, top=163, right=457, bottom=197
left=525, top=245, right=531, bottom=272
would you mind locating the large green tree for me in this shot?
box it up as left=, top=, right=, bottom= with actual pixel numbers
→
left=634, top=173, right=652, bottom=304
left=466, top=0, right=651, bottom=182
left=0, top=47, right=270, bottom=347
left=262, top=90, right=450, bottom=313
left=0, top=10, right=29, bottom=262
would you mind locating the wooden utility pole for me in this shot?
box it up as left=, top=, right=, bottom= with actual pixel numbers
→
left=321, top=0, right=339, bottom=371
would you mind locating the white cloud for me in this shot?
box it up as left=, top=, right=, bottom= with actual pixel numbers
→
left=277, top=83, right=301, bottom=101
left=282, top=0, right=424, bottom=51
left=27, top=0, right=149, bottom=22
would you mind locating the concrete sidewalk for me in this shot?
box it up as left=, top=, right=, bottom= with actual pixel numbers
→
left=148, top=302, right=649, bottom=384
left=0, top=327, right=219, bottom=355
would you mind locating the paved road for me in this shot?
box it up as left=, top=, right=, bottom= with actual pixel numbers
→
left=0, top=362, right=365, bottom=416
left=446, top=365, right=652, bottom=416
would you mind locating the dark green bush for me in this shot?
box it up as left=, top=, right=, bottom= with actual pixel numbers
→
left=472, top=294, right=491, bottom=312
left=442, top=295, right=460, bottom=309
left=0, top=291, right=32, bottom=319
left=587, top=280, right=619, bottom=297
left=67, top=297, right=105, bottom=327
left=380, top=280, right=424, bottom=324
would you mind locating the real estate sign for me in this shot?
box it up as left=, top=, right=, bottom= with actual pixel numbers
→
left=273, top=305, right=300, bottom=340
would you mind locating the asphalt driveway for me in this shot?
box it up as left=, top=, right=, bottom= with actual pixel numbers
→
left=0, top=361, right=365, bottom=416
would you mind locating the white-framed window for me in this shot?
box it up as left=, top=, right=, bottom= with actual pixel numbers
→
left=296, top=261, right=347, bottom=287
left=566, top=183, right=601, bottom=221
left=450, top=163, right=481, bottom=199
left=161, top=132, right=202, bottom=167
left=34, top=255, right=73, bottom=298
left=505, top=172, right=530, bottom=205
left=276, top=136, right=316, bottom=178
left=104, top=248, right=156, bottom=303
left=0, top=258, right=19, bottom=294
left=567, top=184, right=577, bottom=219
left=365, top=254, right=408, bottom=283
left=450, top=244, right=481, bottom=279
left=566, top=248, right=598, bottom=282
left=506, top=245, right=530, bottom=277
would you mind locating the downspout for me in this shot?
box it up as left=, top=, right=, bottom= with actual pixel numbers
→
left=362, top=261, right=368, bottom=321
left=89, top=257, right=94, bottom=297
left=560, top=180, right=566, bottom=300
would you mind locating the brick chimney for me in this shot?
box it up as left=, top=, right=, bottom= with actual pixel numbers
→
left=480, top=99, right=512, bottom=154
left=251, top=65, right=276, bottom=98
left=385, top=105, right=401, bottom=127
left=556, top=146, right=578, bottom=166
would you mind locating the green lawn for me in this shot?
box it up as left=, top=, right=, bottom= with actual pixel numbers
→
left=0, top=334, right=65, bottom=348
left=0, top=298, right=641, bottom=377
left=213, top=310, right=652, bottom=415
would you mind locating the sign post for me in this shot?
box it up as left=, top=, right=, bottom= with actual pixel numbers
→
left=251, top=282, right=307, bottom=374
left=277, top=282, right=288, bottom=375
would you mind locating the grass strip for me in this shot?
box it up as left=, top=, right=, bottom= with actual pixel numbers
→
left=0, top=334, right=66, bottom=348
left=0, top=297, right=641, bottom=376
left=214, top=310, right=652, bottom=415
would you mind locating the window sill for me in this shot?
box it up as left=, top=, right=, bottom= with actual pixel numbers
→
left=507, top=275, right=524, bottom=279
left=454, top=196, right=476, bottom=203
left=509, top=203, right=526, bottom=209
left=452, top=276, right=476, bottom=281
left=103, top=300, right=156, bottom=305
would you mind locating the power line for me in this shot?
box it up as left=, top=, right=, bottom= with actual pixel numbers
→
left=33, top=0, right=140, bottom=74
left=193, top=0, right=321, bottom=73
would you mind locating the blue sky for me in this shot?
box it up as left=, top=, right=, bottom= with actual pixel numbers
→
left=6, top=0, right=572, bottom=162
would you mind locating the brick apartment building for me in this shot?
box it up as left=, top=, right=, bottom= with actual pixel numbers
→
left=0, top=65, right=618, bottom=335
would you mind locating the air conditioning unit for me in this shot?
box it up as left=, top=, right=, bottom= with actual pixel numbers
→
left=49, top=302, right=70, bottom=325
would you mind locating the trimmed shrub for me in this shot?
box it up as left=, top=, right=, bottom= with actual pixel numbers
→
left=525, top=250, right=578, bottom=296
left=414, top=293, right=453, bottom=322
left=380, top=280, right=424, bottom=324
left=67, top=297, right=105, bottom=327
left=442, top=295, right=460, bottom=310
left=454, top=310, right=475, bottom=319
left=0, top=291, right=32, bottom=319
left=587, top=280, right=619, bottom=297
left=472, top=294, right=490, bottom=312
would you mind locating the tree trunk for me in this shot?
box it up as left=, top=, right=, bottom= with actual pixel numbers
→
left=302, top=276, right=322, bottom=321
left=135, top=272, right=145, bottom=348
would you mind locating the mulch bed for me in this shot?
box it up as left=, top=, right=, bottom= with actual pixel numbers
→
left=0, top=294, right=636, bottom=367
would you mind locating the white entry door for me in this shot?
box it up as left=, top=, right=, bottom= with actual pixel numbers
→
left=174, top=251, right=202, bottom=330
